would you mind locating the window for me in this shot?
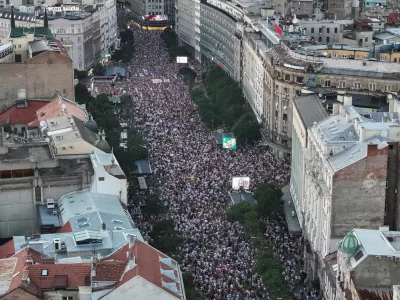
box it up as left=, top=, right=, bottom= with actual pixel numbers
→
left=319, top=27, right=322, bottom=33
left=283, top=113, right=288, bottom=121
left=98, top=177, right=105, bottom=181
left=380, top=56, right=386, bottom=61
left=333, top=53, right=337, bottom=58
left=385, top=84, right=392, bottom=92
left=311, top=28, right=314, bottom=33
left=354, top=250, right=364, bottom=261
left=296, top=76, right=304, bottom=83
left=324, top=80, right=331, bottom=87
left=326, top=37, right=330, bottom=43
left=334, top=27, right=338, bottom=33
left=327, top=28, right=330, bottom=33
left=354, top=82, right=361, bottom=89
left=365, top=37, right=368, bottom=42
left=318, top=36, right=322, bottom=43
left=340, top=81, right=346, bottom=88
left=62, top=297, right=73, bottom=300
left=284, top=74, right=290, bottom=81
left=369, top=83, right=376, bottom=91
left=395, top=58, right=398, bottom=63
left=78, top=37, right=81, bottom=42
left=41, top=269, right=48, bottom=276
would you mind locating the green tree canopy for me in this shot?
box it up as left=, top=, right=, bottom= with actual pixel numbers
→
left=254, top=183, right=283, bottom=218
left=149, top=219, right=182, bottom=256
left=227, top=201, right=252, bottom=223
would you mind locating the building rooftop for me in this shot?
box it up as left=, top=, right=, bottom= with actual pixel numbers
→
left=43, top=115, right=110, bottom=154
left=39, top=157, right=93, bottom=177
left=0, top=144, right=52, bottom=162
left=319, top=67, right=400, bottom=79
left=90, top=151, right=126, bottom=179
left=0, top=100, right=50, bottom=126
left=294, top=93, right=329, bottom=128
left=105, top=240, right=185, bottom=299
left=34, top=93, right=87, bottom=125
left=345, top=228, right=400, bottom=269
left=38, top=204, right=62, bottom=228
left=0, top=9, right=36, bottom=22
left=269, top=45, right=322, bottom=70
left=58, top=190, right=135, bottom=233
left=310, top=105, right=400, bottom=172
left=10, top=27, right=52, bottom=39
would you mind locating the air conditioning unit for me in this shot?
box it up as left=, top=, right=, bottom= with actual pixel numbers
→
left=395, top=257, right=400, bottom=262
left=387, top=256, right=394, bottom=261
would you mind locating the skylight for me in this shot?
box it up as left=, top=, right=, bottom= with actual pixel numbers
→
left=41, top=269, right=48, bottom=276
left=354, top=250, right=364, bottom=261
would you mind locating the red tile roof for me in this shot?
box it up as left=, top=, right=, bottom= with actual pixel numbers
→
left=0, top=100, right=49, bottom=126
left=0, top=240, right=15, bottom=259
left=27, top=264, right=90, bottom=289
left=35, top=96, right=87, bottom=123
left=103, top=241, right=183, bottom=299
left=93, top=261, right=126, bottom=282
left=387, top=13, right=400, bottom=24
left=57, top=222, right=72, bottom=233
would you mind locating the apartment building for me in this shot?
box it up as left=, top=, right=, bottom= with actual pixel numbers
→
left=0, top=1, right=117, bottom=70
left=336, top=228, right=400, bottom=300
left=298, top=20, right=342, bottom=44
left=289, top=94, right=400, bottom=298
left=0, top=235, right=186, bottom=300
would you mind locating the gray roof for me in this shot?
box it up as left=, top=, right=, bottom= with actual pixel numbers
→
left=29, top=40, right=50, bottom=53
left=13, top=229, right=143, bottom=259
left=319, top=67, right=400, bottom=79
left=58, top=190, right=134, bottom=233
left=294, top=93, right=329, bottom=128
left=348, top=229, right=400, bottom=268
left=73, top=116, right=104, bottom=150
left=269, top=45, right=322, bottom=69
left=38, top=205, right=62, bottom=227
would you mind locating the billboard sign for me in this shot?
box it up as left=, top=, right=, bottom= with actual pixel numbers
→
left=232, top=177, right=250, bottom=190
left=222, top=137, right=236, bottom=150
left=142, top=14, right=168, bottom=21
left=176, top=56, right=188, bottom=63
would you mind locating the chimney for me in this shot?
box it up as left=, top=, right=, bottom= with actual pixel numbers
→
left=367, top=144, right=378, bottom=156
left=332, top=103, right=340, bottom=115
left=343, top=95, right=352, bottom=106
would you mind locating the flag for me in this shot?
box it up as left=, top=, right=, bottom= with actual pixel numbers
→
left=274, top=24, right=283, bottom=35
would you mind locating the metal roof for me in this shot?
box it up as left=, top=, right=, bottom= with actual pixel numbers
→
left=294, top=93, right=329, bottom=128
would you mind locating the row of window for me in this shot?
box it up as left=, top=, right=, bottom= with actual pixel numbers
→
left=276, top=72, right=304, bottom=84
left=308, top=27, right=339, bottom=34
left=323, top=79, right=393, bottom=91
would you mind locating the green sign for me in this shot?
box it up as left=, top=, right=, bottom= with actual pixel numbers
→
left=222, top=137, right=237, bottom=150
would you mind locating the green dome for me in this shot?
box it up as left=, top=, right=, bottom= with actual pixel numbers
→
left=340, top=232, right=358, bottom=255
left=95, top=139, right=111, bottom=153
left=85, top=119, right=99, bottom=132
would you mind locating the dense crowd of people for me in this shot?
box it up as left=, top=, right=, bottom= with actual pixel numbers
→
left=99, top=21, right=319, bottom=299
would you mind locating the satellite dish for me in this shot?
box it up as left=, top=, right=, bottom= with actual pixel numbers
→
left=39, top=120, right=46, bottom=127
left=323, top=52, right=328, bottom=56
left=61, top=103, right=66, bottom=109
left=45, top=137, right=50, bottom=143
left=381, top=130, right=388, bottom=138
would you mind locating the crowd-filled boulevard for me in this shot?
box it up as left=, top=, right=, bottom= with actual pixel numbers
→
left=101, top=26, right=318, bottom=299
